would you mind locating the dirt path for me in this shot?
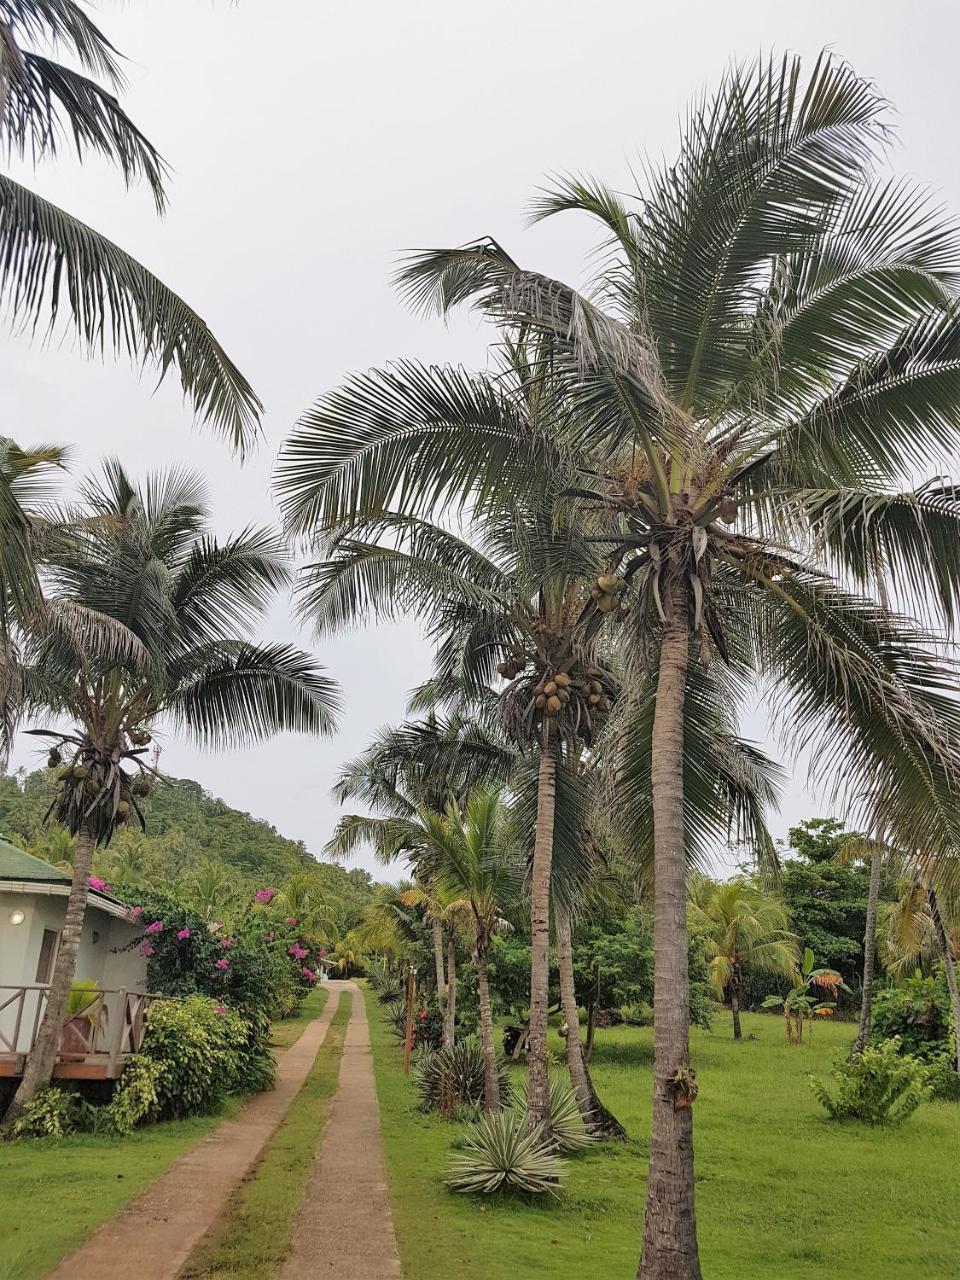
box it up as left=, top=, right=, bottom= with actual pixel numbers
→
left=279, top=981, right=402, bottom=1280
left=47, top=984, right=346, bottom=1280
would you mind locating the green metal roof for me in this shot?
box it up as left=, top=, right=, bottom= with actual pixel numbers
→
left=0, top=839, right=70, bottom=883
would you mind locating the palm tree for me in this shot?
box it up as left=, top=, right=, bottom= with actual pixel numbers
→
left=2, top=461, right=339, bottom=1128
left=689, top=878, right=799, bottom=1039
left=419, top=788, right=520, bottom=1110
left=274, top=871, right=341, bottom=940
left=0, top=2, right=260, bottom=449
left=386, top=56, right=960, bottom=1278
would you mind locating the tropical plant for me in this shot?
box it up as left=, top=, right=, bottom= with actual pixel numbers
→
left=2, top=463, right=339, bottom=1129
left=762, top=947, right=851, bottom=1043
left=871, top=974, right=954, bottom=1062
left=446, top=1108, right=565, bottom=1196
left=811, top=1037, right=929, bottom=1124
left=0, top=1, right=260, bottom=449
left=413, top=1038, right=510, bottom=1117
left=511, top=1070, right=595, bottom=1153
left=689, top=878, right=799, bottom=1039
left=353, top=52, right=960, bottom=1276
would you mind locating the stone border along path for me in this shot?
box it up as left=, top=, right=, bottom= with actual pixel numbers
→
left=279, top=980, right=403, bottom=1280
left=47, top=983, right=346, bottom=1280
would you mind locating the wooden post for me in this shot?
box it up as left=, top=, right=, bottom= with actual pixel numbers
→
left=107, top=989, right=127, bottom=1077
left=402, top=964, right=415, bottom=1075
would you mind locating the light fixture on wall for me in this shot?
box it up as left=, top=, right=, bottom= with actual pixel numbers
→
left=8, top=909, right=25, bottom=926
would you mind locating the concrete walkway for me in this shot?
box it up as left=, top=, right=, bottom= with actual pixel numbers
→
left=280, top=981, right=402, bottom=1280
left=47, top=984, right=345, bottom=1280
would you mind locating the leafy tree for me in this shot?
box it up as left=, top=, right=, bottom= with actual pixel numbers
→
left=384, top=54, right=960, bottom=1277
left=3, top=463, right=338, bottom=1129
left=689, top=878, right=799, bottom=1039
left=0, top=1, right=260, bottom=449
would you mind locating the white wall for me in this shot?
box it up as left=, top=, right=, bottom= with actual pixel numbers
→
left=0, top=894, right=148, bottom=1055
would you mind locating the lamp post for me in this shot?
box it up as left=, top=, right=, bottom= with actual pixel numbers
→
left=402, top=963, right=417, bottom=1074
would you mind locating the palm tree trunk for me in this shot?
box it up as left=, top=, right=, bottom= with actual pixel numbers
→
left=928, top=886, right=960, bottom=1073
left=638, top=586, right=701, bottom=1280
left=853, top=851, right=882, bottom=1057
left=526, top=736, right=557, bottom=1132
left=431, top=917, right=446, bottom=1007
left=4, top=826, right=95, bottom=1133
left=475, top=947, right=500, bottom=1111
left=556, top=907, right=627, bottom=1140
left=443, top=930, right=457, bottom=1050
left=730, top=987, right=743, bottom=1041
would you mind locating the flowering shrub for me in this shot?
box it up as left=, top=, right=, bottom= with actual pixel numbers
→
left=138, top=995, right=252, bottom=1120
left=254, top=887, right=275, bottom=903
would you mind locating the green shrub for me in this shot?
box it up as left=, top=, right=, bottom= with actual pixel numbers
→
left=811, top=1038, right=930, bottom=1124
left=871, top=975, right=954, bottom=1061
left=11, top=1087, right=80, bottom=1139
left=510, top=1072, right=595, bottom=1152
left=923, top=1054, right=960, bottom=1102
left=414, top=1039, right=510, bottom=1116
left=140, top=995, right=249, bottom=1119
left=106, top=1054, right=165, bottom=1134
left=446, top=1109, right=566, bottom=1196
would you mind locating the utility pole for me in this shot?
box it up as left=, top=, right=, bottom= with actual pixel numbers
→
left=402, top=963, right=416, bottom=1074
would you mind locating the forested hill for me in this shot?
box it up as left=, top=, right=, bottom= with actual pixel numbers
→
left=0, top=768, right=369, bottom=912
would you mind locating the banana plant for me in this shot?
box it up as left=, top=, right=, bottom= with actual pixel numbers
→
left=762, top=947, right=851, bottom=1044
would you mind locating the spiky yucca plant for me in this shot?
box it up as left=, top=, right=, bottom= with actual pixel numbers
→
left=414, top=1038, right=510, bottom=1116
left=446, top=1108, right=565, bottom=1196
left=511, top=1070, right=596, bottom=1153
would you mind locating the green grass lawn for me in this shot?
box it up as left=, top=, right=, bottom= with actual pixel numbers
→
left=367, top=990, right=960, bottom=1280
left=0, top=991, right=330, bottom=1280
left=181, top=990, right=352, bottom=1279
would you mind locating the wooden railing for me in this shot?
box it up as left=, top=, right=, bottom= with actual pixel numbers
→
left=0, top=985, right=161, bottom=1074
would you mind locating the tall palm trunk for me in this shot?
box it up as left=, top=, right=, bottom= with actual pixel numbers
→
left=474, top=944, right=500, bottom=1110
left=526, top=736, right=557, bottom=1131
left=638, top=588, right=701, bottom=1280
left=431, top=916, right=446, bottom=1007
left=556, top=907, right=626, bottom=1139
left=4, top=827, right=95, bottom=1132
left=853, top=850, right=882, bottom=1057
left=730, top=985, right=743, bottom=1041
left=928, top=886, right=960, bottom=1073
left=443, top=930, right=457, bottom=1050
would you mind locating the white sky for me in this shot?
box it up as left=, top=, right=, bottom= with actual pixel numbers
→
left=3, top=0, right=959, bottom=874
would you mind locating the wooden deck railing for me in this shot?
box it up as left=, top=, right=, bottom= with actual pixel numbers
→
left=0, top=985, right=162, bottom=1078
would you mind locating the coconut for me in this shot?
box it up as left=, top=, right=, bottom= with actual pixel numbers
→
left=599, top=697, right=612, bottom=712
left=588, top=693, right=602, bottom=706
left=558, top=689, right=571, bottom=704
left=590, top=584, right=604, bottom=601
left=554, top=672, right=571, bottom=688
left=47, top=749, right=62, bottom=769
left=535, top=693, right=546, bottom=710
left=55, top=764, right=72, bottom=781
left=597, top=574, right=620, bottom=592
left=496, top=661, right=511, bottom=676
left=590, top=680, right=604, bottom=694
left=116, top=799, right=130, bottom=817
left=72, top=764, right=90, bottom=781
left=132, top=777, right=151, bottom=797
left=543, top=680, right=557, bottom=696
left=596, top=595, right=617, bottom=613
left=546, top=695, right=562, bottom=715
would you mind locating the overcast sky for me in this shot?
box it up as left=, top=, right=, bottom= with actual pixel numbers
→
left=3, top=0, right=959, bottom=875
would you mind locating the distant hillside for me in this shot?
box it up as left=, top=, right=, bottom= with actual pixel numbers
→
left=0, top=768, right=371, bottom=925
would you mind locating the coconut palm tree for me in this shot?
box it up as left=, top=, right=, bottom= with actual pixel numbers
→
left=418, top=787, right=521, bottom=1110
left=0, top=1, right=260, bottom=449
left=384, top=55, right=960, bottom=1278
left=2, top=461, right=339, bottom=1129
left=688, top=878, right=799, bottom=1039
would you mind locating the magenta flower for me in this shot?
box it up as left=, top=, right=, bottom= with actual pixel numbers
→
left=285, top=916, right=297, bottom=926
left=215, top=1004, right=228, bottom=1016
left=138, top=941, right=155, bottom=957
left=214, top=957, right=230, bottom=971
left=130, top=905, right=142, bottom=918
left=302, top=967, right=316, bottom=982
left=219, top=937, right=235, bottom=949
left=145, top=920, right=164, bottom=935
left=288, top=943, right=307, bottom=961
left=89, top=876, right=109, bottom=892
left=317, top=947, right=327, bottom=958
left=255, top=887, right=275, bottom=903
left=177, top=927, right=191, bottom=941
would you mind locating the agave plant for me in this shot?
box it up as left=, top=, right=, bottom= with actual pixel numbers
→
left=510, top=1070, right=596, bottom=1153
left=414, top=1038, right=510, bottom=1116
left=446, top=1108, right=565, bottom=1196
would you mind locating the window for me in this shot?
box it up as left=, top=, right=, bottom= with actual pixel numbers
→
left=35, top=929, right=60, bottom=983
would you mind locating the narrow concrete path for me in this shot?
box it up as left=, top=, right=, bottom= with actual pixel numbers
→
left=47, top=984, right=346, bottom=1280
left=280, top=981, right=402, bottom=1280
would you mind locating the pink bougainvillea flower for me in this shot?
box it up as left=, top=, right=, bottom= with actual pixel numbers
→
left=177, top=927, right=191, bottom=941
left=266, top=930, right=275, bottom=941
left=302, top=967, right=316, bottom=981
left=214, top=957, right=230, bottom=971
left=215, top=1004, right=228, bottom=1015
left=285, top=916, right=297, bottom=927
left=130, top=906, right=143, bottom=919
left=418, top=1010, right=427, bottom=1021
left=145, top=920, right=164, bottom=934
left=317, top=947, right=327, bottom=957
left=138, top=941, right=155, bottom=957
left=288, top=943, right=308, bottom=961
left=219, top=937, right=235, bottom=949
left=89, top=876, right=109, bottom=892
left=254, top=887, right=275, bottom=903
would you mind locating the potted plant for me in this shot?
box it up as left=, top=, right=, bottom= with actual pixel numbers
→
left=58, top=981, right=107, bottom=1060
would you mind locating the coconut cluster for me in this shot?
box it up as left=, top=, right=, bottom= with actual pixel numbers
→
left=44, top=731, right=154, bottom=840
left=590, top=573, right=627, bottom=615
left=532, top=669, right=612, bottom=721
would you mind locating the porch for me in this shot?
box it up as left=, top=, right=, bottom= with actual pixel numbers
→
left=0, top=984, right=161, bottom=1080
